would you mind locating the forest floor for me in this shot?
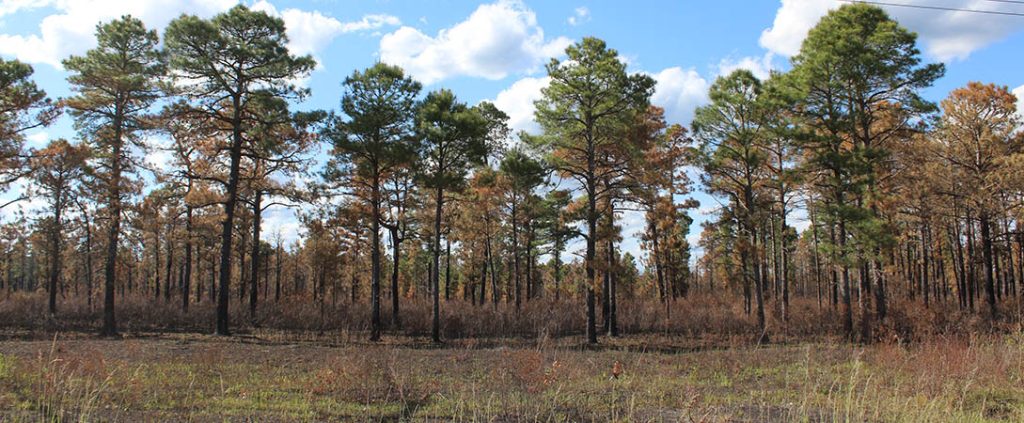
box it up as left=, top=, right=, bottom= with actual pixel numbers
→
left=0, top=331, right=1023, bottom=422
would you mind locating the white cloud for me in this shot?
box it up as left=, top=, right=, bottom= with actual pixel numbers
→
left=338, top=14, right=401, bottom=33
left=0, top=0, right=397, bottom=69
left=759, top=0, right=1024, bottom=62
left=492, top=66, right=710, bottom=135
left=0, top=0, right=237, bottom=68
left=697, top=203, right=719, bottom=217
left=759, top=0, right=833, bottom=57
left=896, top=2, right=1024, bottom=62
left=0, top=0, right=50, bottom=17
left=789, top=206, right=811, bottom=232
left=262, top=203, right=302, bottom=246
left=143, top=134, right=175, bottom=174
left=253, top=1, right=399, bottom=59
left=25, top=130, right=48, bottom=148
left=491, top=76, right=549, bottom=134
left=717, top=53, right=775, bottom=80
left=686, top=231, right=701, bottom=250
left=379, top=0, right=571, bottom=84
left=146, top=149, right=174, bottom=173
left=567, top=6, right=590, bottom=26
left=650, top=67, right=710, bottom=126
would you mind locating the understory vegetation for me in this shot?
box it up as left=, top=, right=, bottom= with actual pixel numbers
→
left=1, top=332, right=1023, bottom=421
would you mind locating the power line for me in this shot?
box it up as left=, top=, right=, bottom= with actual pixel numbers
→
left=978, top=0, right=1024, bottom=5
left=840, top=0, right=1024, bottom=16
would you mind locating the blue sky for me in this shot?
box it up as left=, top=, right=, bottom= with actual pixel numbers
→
left=1, top=0, right=1023, bottom=263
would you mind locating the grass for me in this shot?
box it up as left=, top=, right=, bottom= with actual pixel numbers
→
left=1, top=333, right=1023, bottom=422
left=2, top=292, right=1021, bottom=420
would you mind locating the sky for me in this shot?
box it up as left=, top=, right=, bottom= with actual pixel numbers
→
left=0, top=0, right=1022, bottom=264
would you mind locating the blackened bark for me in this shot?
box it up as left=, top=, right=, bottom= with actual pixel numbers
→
left=215, top=92, right=244, bottom=336
left=980, top=213, right=997, bottom=319
left=100, top=112, right=124, bottom=338
left=183, top=206, right=192, bottom=312
left=431, top=185, right=443, bottom=343
left=250, top=191, right=262, bottom=324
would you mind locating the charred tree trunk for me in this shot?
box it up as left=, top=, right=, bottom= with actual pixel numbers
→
left=431, top=185, right=443, bottom=343
left=249, top=191, right=262, bottom=324
left=100, top=114, right=124, bottom=338
left=980, top=212, right=997, bottom=319
left=183, top=206, right=192, bottom=313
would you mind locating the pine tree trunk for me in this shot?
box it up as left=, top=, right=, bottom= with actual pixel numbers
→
left=488, top=236, right=498, bottom=308
left=445, top=236, right=452, bottom=302
left=47, top=198, right=62, bottom=316
left=100, top=113, right=124, bottom=338
left=585, top=172, right=598, bottom=345
left=810, top=211, right=823, bottom=309
left=608, top=236, right=618, bottom=337
left=154, top=232, right=161, bottom=300
left=512, top=201, right=521, bottom=312
left=182, top=206, right=192, bottom=313
left=839, top=218, right=853, bottom=340
left=165, top=224, right=174, bottom=303
left=980, top=213, right=997, bottom=319
left=215, top=95, right=244, bottom=336
left=249, top=191, right=262, bottom=324
left=431, top=185, right=443, bottom=343
left=753, top=228, right=767, bottom=343
left=275, top=242, right=282, bottom=302
left=84, top=212, right=93, bottom=310
left=478, top=246, right=487, bottom=306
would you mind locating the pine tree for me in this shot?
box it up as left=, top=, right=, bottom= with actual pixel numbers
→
left=787, top=4, right=943, bottom=340
left=63, top=16, right=164, bottom=337
left=415, top=89, right=489, bottom=343
left=532, top=37, right=654, bottom=344
left=324, top=63, right=421, bottom=341
left=932, top=82, right=1023, bottom=319
left=693, top=69, right=771, bottom=343
left=0, top=58, right=58, bottom=199
left=31, top=139, right=90, bottom=315
left=498, top=148, right=546, bottom=312
left=165, top=5, right=315, bottom=335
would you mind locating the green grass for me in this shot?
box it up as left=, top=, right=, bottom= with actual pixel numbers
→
left=1, top=334, right=1023, bottom=421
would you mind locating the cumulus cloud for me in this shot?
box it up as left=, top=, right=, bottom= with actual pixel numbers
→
left=0, top=0, right=237, bottom=68
left=262, top=203, right=302, bottom=246
left=717, top=53, right=775, bottom=80
left=0, top=0, right=396, bottom=69
left=25, top=130, right=48, bottom=148
left=142, top=134, right=176, bottom=174
left=493, top=66, right=712, bottom=136
left=491, top=76, right=549, bottom=134
left=0, top=0, right=50, bottom=17
left=567, top=6, right=590, bottom=26
left=379, top=0, right=571, bottom=84
left=758, top=0, right=833, bottom=57
left=252, top=1, right=399, bottom=59
left=759, top=0, right=1024, bottom=62
left=650, top=67, right=710, bottom=126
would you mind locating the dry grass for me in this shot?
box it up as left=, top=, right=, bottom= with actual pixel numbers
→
left=0, top=333, right=1023, bottom=421
left=2, top=291, right=1020, bottom=421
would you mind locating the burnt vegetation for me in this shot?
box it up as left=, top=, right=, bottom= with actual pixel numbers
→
left=0, top=4, right=1023, bottom=421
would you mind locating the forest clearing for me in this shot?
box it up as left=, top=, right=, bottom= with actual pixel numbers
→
left=1, top=326, right=1022, bottom=421
left=2, top=294, right=1024, bottom=421
left=0, top=0, right=1023, bottom=421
